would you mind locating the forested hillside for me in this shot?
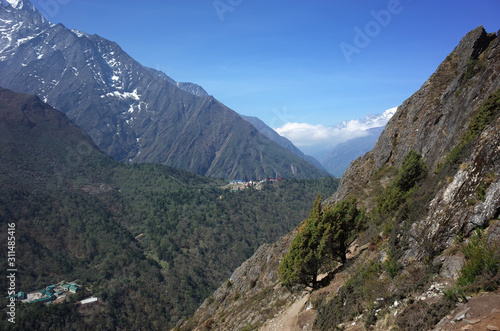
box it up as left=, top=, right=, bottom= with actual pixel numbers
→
left=0, top=88, right=338, bottom=329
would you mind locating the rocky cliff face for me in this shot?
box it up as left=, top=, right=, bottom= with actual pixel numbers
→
left=333, top=26, right=499, bottom=204
left=180, top=26, right=500, bottom=330
left=332, top=25, right=500, bottom=253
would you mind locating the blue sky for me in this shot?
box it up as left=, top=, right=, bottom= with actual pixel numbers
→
left=31, top=0, right=499, bottom=148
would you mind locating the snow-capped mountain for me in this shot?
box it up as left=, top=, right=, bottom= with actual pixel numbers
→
left=0, top=0, right=49, bottom=54
left=1, top=0, right=25, bottom=10
left=274, top=107, right=397, bottom=176
left=0, top=0, right=328, bottom=179
left=334, top=107, right=397, bottom=131
left=318, top=108, right=397, bottom=176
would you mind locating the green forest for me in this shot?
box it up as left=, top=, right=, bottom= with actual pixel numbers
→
left=0, top=153, right=338, bottom=329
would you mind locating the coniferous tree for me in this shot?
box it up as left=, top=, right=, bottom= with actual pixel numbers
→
left=321, top=198, right=364, bottom=264
left=279, top=196, right=364, bottom=289
left=279, top=195, right=323, bottom=288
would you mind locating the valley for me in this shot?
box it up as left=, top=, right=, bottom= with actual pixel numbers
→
left=0, top=85, right=338, bottom=329
left=0, top=1, right=499, bottom=330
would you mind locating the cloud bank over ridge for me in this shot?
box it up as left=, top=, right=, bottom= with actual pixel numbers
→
left=275, top=107, right=397, bottom=154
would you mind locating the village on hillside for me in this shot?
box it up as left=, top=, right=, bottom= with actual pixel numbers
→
left=10, top=281, right=98, bottom=306
left=224, top=178, right=281, bottom=192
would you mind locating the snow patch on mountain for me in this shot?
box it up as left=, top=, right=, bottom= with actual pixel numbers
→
left=71, top=29, right=89, bottom=38
left=1, top=0, right=23, bottom=9
left=104, top=89, right=141, bottom=101
left=336, top=107, right=397, bottom=130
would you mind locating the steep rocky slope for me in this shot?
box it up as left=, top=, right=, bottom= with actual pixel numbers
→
left=0, top=0, right=328, bottom=180
left=332, top=26, right=499, bottom=205
left=331, top=26, right=500, bottom=253
left=179, top=26, right=500, bottom=331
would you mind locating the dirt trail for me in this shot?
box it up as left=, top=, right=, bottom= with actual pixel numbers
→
left=260, top=293, right=309, bottom=331
left=260, top=273, right=331, bottom=331
left=259, top=247, right=366, bottom=331
left=434, top=291, right=500, bottom=331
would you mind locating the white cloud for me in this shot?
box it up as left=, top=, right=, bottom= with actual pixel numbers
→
left=275, top=122, right=369, bottom=147
left=274, top=107, right=397, bottom=152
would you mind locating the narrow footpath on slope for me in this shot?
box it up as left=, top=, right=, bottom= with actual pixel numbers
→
left=260, top=292, right=310, bottom=331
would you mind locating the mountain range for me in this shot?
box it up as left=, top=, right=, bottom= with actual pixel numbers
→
left=0, top=0, right=328, bottom=180
left=320, top=126, right=385, bottom=177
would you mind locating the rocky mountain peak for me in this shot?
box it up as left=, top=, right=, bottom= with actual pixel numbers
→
left=2, top=0, right=25, bottom=10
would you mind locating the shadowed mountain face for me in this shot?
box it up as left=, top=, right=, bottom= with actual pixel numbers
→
left=0, top=0, right=328, bottom=180
left=0, top=86, right=106, bottom=189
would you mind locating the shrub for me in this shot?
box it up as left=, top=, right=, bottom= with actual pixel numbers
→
left=202, top=318, right=215, bottom=330
left=396, top=300, right=454, bottom=330
left=442, top=88, right=500, bottom=170
left=461, top=88, right=500, bottom=144
left=396, top=150, right=427, bottom=192
left=313, top=261, right=388, bottom=330
left=457, top=229, right=499, bottom=288
left=374, top=150, right=427, bottom=217
left=464, top=57, right=479, bottom=81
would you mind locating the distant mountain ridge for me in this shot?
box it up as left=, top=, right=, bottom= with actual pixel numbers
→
left=241, top=114, right=328, bottom=173
left=0, top=0, right=328, bottom=180
left=303, top=107, right=396, bottom=176
left=320, top=126, right=384, bottom=177
left=334, top=107, right=396, bottom=131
